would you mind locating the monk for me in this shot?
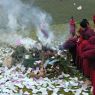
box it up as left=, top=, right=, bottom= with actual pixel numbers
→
left=76, top=19, right=95, bottom=72
left=69, top=16, right=76, bottom=37
left=63, top=36, right=77, bottom=66
left=82, top=36, right=95, bottom=95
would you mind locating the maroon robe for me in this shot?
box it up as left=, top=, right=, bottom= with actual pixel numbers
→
left=90, top=69, right=95, bottom=95
left=63, top=37, right=77, bottom=65
left=77, top=27, right=95, bottom=76
left=79, top=40, right=90, bottom=77
left=82, top=36, right=95, bottom=95
left=76, top=36, right=84, bottom=70
left=93, top=15, right=95, bottom=24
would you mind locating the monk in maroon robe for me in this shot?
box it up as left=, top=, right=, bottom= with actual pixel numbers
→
left=75, top=19, right=95, bottom=75
left=82, top=36, right=95, bottom=95
left=78, top=39, right=89, bottom=75
left=63, top=36, right=77, bottom=66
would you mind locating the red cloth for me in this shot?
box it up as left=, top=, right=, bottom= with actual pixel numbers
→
left=69, top=19, right=75, bottom=25
left=80, top=28, right=95, bottom=40
left=63, top=37, right=77, bottom=49
left=76, top=36, right=84, bottom=69
left=88, top=36, right=95, bottom=44
left=69, top=19, right=76, bottom=35
left=78, top=40, right=90, bottom=74
left=83, top=47, right=95, bottom=95
left=90, top=69, right=95, bottom=95
left=78, top=40, right=89, bottom=56
left=81, top=36, right=95, bottom=78
left=82, top=36, right=95, bottom=62
left=82, top=59, right=90, bottom=77
left=82, top=48, right=95, bottom=59
left=93, top=15, right=95, bottom=24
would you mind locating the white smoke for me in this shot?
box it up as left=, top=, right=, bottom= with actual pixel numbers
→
left=0, top=32, right=23, bottom=46
left=30, top=7, right=54, bottom=46
left=0, top=0, right=54, bottom=48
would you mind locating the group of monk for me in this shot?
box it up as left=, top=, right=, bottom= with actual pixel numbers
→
left=63, top=15, right=95, bottom=95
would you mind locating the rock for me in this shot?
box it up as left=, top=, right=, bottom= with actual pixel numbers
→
left=3, top=56, right=13, bottom=68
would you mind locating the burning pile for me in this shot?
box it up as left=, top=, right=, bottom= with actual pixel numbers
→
left=0, top=38, right=70, bottom=79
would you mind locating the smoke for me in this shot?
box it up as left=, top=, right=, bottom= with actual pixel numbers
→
left=0, top=0, right=54, bottom=47
left=0, top=32, right=23, bottom=46
left=31, top=8, right=54, bottom=46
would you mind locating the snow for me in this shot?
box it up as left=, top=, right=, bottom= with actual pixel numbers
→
left=77, top=5, right=82, bottom=10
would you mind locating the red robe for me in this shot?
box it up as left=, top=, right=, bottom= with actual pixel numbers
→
left=93, top=15, right=95, bottom=24
left=79, top=40, right=90, bottom=77
left=69, top=19, right=76, bottom=36
left=91, top=69, right=95, bottom=95
left=76, top=36, right=84, bottom=70
left=82, top=36, right=95, bottom=95
left=83, top=48, right=95, bottom=95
